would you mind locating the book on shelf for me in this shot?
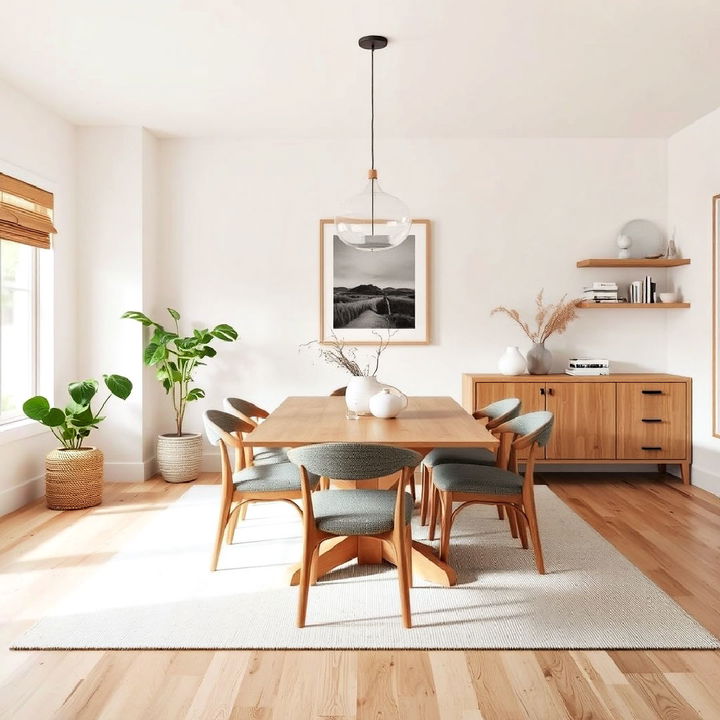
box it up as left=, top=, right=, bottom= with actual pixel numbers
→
left=628, top=276, right=657, bottom=303
left=565, top=368, right=610, bottom=376
left=585, top=282, right=618, bottom=291
left=569, top=358, right=609, bottom=369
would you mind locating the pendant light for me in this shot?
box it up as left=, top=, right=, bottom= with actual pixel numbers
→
left=335, top=35, right=411, bottom=252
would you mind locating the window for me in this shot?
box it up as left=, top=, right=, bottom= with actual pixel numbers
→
left=0, top=172, right=55, bottom=426
left=0, top=240, right=37, bottom=423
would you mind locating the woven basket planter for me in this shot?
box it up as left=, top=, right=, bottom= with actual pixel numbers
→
left=45, top=447, right=104, bottom=510
left=157, top=433, right=202, bottom=483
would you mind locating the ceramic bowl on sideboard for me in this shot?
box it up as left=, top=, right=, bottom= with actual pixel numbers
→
left=658, top=292, right=679, bottom=303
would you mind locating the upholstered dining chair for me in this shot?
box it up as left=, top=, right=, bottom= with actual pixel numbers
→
left=419, top=397, right=522, bottom=525
left=428, top=411, right=554, bottom=574
left=203, top=409, right=319, bottom=571
left=223, top=397, right=289, bottom=468
left=287, top=443, right=422, bottom=629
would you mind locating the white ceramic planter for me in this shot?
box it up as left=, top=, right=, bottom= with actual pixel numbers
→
left=157, top=433, right=202, bottom=483
left=498, top=346, right=527, bottom=376
left=345, top=376, right=384, bottom=415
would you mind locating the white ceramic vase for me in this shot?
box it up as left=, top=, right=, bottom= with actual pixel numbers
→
left=345, top=376, right=384, bottom=415
left=498, top=346, right=527, bottom=376
left=369, top=387, right=408, bottom=419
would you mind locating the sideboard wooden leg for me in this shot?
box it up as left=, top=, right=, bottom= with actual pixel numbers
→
left=680, top=462, right=691, bottom=485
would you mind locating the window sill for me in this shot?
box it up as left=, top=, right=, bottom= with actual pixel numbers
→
left=0, top=418, right=49, bottom=446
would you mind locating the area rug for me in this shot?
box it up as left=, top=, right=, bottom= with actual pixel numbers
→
left=12, top=485, right=719, bottom=650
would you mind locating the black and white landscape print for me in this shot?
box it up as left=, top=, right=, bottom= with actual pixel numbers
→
left=333, top=235, right=416, bottom=329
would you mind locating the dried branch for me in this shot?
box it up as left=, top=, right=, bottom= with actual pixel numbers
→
left=491, top=290, right=582, bottom=343
left=300, top=329, right=395, bottom=377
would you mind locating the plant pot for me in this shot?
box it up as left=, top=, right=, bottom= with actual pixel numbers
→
left=45, top=447, right=104, bottom=510
left=527, top=341, right=553, bottom=375
left=345, top=376, right=384, bottom=415
left=157, top=433, right=202, bottom=483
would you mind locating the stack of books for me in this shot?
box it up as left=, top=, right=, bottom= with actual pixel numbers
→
left=629, top=276, right=656, bottom=304
left=583, top=282, right=623, bottom=303
left=565, top=358, right=610, bottom=376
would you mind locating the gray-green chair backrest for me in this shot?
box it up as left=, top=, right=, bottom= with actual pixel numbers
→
left=287, top=443, right=422, bottom=480
left=203, top=409, right=252, bottom=446
left=498, top=410, right=554, bottom=447
left=478, top=397, right=521, bottom=421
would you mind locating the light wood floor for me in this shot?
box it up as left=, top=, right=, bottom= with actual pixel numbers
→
left=1, top=472, right=720, bottom=719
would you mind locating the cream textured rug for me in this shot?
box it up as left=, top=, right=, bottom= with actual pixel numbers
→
left=13, top=485, right=719, bottom=650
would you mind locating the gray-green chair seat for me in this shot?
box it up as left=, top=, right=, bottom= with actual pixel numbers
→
left=423, top=446, right=496, bottom=468
left=311, top=489, right=414, bottom=536
left=233, top=462, right=319, bottom=493
left=432, top=463, right=523, bottom=495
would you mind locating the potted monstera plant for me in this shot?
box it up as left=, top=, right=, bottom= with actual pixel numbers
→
left=23, top=374, right=133, bottom=510
left=122, top=308, right=238, bottom=483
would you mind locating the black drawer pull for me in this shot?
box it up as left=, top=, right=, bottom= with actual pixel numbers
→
left=540, top=388, right=545, bottom=395
left=641, top=418, right=662, bottom=423
left=641, top=446, right=663, bottom=451
left=641, top=389, right=663, bottom=395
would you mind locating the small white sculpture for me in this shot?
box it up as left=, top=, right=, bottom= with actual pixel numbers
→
left=617, top=234, right=632, bottom=259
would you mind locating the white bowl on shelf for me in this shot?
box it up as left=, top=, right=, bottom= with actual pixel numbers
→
left=658, top=292, right=678, bottom=303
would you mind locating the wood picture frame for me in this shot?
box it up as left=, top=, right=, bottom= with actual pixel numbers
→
left=319, top=218, right=431, bottom=345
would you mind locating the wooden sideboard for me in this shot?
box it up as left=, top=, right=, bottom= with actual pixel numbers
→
left=462, top=373, right=692, bottom=483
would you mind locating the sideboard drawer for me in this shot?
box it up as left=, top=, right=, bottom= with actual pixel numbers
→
left=616, top=383, right=687, bottom=459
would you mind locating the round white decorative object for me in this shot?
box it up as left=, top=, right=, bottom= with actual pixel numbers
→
left=157, top=433, right=203, bottom=483
left=617, top=233, right=632, bottom=259
left=619, top=219, right=664, bottom=258
left=498, top=346, right=527, bottom=376
left=369, top=387, right=408, bottom=419
left=345, top=376, right=384, bottom=415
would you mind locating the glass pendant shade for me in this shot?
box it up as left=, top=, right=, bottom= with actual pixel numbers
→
left=335, top=178, right=411, bottom=251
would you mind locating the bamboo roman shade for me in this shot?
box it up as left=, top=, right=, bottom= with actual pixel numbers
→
left=0, top=173, right=56, bottom=249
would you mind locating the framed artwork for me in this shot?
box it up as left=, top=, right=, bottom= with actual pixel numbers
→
left=714, top=195, right=720, bottom=437
left=319, top=219, right=431, bottom=345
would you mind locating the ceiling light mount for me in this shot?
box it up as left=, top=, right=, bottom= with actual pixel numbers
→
left=358, top=35, right=388, bottom=51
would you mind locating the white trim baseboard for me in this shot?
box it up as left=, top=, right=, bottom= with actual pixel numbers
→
left=0, top=474, right=44, bottom=516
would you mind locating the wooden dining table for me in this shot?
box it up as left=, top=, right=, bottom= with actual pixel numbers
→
left=244, top=395, right=499, bottom=587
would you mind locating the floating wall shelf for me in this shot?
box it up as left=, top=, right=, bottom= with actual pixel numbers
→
left=578, top=302, right=690, bottom=309
left=576, top=258, right=691, bottom=268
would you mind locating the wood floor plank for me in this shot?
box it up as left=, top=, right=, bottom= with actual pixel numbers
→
left=0, top=473, right=719, bottom=719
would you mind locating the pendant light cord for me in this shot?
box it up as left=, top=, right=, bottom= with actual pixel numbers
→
left=370, top=47, right=375, bottom=235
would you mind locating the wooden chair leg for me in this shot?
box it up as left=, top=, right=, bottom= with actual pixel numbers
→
left=226, top=503, right=240, bottom=544
left=408, top=470, right=416, bottom=503
left=514, top=505, right=529, bottom=549
left=496, top=505, right=504, bottom=520
left=310, top=546, right=320, bottom=585
left=522, top=489, right=545, bottom=574
left=297, top=538, right=319, bottom=628
left=439, top=491, right=453, bottom=563
left=420, top=465, right=429, bottom=525
left=239, top=502, right=249, bottom=521
left=428, top=486, right=439, bottom=541
left=211, top=492, right=233, bottom=571
left=506, top=505, right=519, bottom=539
left=405, top=525, right=413, bottom=589
left=393, top=530, right=412, bottom=628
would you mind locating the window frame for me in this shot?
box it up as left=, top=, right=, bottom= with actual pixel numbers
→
left=0, top=160, right=55, bottom=443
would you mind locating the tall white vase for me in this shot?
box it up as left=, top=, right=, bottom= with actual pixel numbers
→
left=498, top=346, right=527, bottom=376
left=345, top=376, right=384, bottom=415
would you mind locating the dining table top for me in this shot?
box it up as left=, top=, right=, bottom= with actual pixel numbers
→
left=244, top=395, right=499, bottom=449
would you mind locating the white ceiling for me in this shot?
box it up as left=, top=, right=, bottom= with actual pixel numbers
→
left=2, top=0, right=720, bottom=139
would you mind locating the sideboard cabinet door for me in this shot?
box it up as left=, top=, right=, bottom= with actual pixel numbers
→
left=545, top=382, right=617, bottom=460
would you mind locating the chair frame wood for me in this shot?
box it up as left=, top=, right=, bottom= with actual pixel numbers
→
left=427, top=418, right=551, bottom=575
left=419, top=404, right=519, bottom=526
left=296, top=464, right=414, bottom=629
left=209, top=416, right=305, bottom=572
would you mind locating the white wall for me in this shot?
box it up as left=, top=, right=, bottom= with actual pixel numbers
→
left=668, top=108, right=720, bottom=494
left=157, top=137, right=668, bottom=466
left=0, top=78, right=77, bottom=514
